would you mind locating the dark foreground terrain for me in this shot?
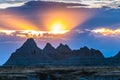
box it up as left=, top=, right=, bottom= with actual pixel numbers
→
left=0, top=66, right=120, bottom=80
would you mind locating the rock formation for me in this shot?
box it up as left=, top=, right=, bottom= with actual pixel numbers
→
left=4, top=38, right=105, bottom=66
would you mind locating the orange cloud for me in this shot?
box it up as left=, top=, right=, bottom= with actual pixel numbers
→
left=0, top=30, right=69, bottom=39
left=92, top=28, right=120, bottom=36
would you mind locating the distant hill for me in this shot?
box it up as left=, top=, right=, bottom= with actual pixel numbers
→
left=4, top=38, right=108, bottom=66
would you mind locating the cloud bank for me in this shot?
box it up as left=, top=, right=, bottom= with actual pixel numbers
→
left=92, top=28, right=120, bottom=37
left=0, top=30, right=70, bottom=41
left=39, top=0, right=120, bottom=9
left=0, top=1, right=25, bottom=9
left=0, top=0, right=120, bottom=9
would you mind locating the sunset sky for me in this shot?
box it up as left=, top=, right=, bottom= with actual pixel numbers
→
left=0, top=0, right=120, bottom=65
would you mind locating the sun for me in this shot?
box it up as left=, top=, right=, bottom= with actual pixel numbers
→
left=50, top=23, right=69, bottom=34
left=52, top=24, right=63, bottom=33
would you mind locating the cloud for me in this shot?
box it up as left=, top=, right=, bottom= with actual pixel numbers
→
left=3, top=28, right=120, bottom=42
left=0, top=29, right=86, bottom=42
left=91, top=28, right=120, bottom=37
left=0, top=30, right=69, bottom=40
left=0, top=1, right=25, bottom=9
left=80, top=0, right=120, bottom=9
left=0, top=0, right=120, bottom=9
left=41, top=0, right=120, bottom=9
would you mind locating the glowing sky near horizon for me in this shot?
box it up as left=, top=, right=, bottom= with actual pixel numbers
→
left=0, top=6, right=92, bottom=39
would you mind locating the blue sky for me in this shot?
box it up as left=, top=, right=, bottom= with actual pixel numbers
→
left=0, top=0, right=120, bottom=65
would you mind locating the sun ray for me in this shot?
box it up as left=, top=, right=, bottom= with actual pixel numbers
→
left=38, top=9, right=93, bottom=32
left=0, top=13, right=39, bottom=30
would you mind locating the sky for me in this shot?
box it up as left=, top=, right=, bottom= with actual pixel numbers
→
left=0, top=0, right=120, bottom=65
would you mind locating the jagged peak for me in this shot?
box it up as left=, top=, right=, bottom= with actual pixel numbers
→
left=57, top=43, right=65, bottom=47
left=59, top=43, right=64, bottom=46
left=20, top=38, right=38, bottom=49
left=80, top=46, right=89, bottom=51
left=56, top=43, right=71, bottom=52
left=46, top=43, right=52, bottom=46
left=27, top=38, right=35, bottom=42
left=57, top=43, right=64, bottom=49
left=43, top=43, right=55, bottom=51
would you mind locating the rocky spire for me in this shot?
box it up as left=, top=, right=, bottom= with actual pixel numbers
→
left=43, top=43, right=55, bottom=51
left=20, top=38, right=38, bottom=49
left=56, top=43, right=71, bottom=52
